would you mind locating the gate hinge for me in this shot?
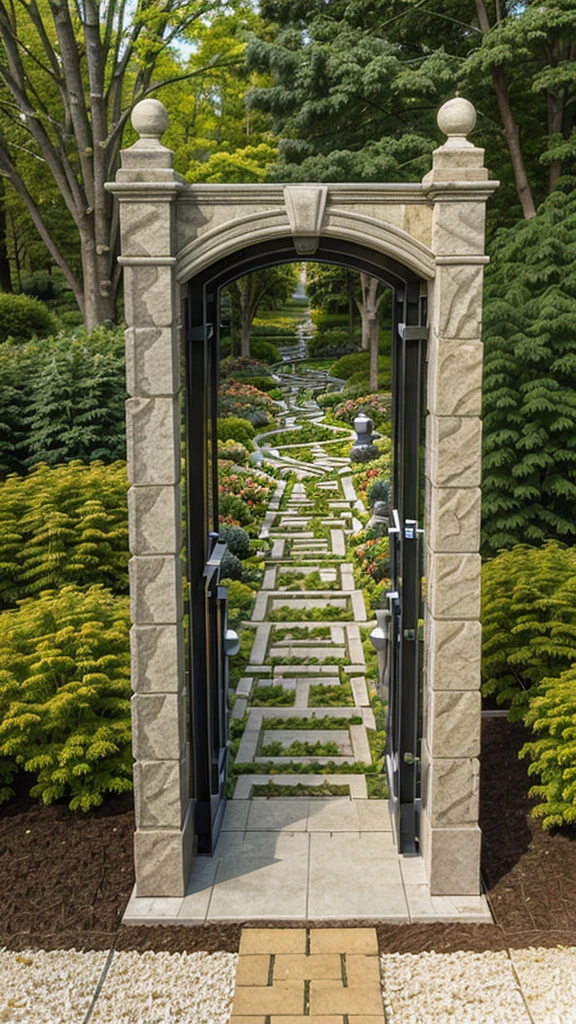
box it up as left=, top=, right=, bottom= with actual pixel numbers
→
left=398, top=323, right=429, bottom=341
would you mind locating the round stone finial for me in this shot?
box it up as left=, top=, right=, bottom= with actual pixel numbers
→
left=131, top=98, right=169, bottom=139
left=437, top=96, right=477, bottom=138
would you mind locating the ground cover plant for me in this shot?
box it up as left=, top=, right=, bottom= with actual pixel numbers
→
left=267, top=604, right=352, bottom=622
left=251, top=780, right=350, bottom=797
left=259, top=423, right=348, bottom=446
left=308, top=683, right=354, bottom=707
left=250, top=685, right=296, bottom=707
left=259, top=739, right=340, bottom=757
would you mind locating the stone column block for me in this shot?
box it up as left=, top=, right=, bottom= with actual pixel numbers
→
left=130, top=625, right=183, bottom=693
left=427, top=553, right=481, bottom=620
left=134, top=758, right=188, bottom=829
left=125, top=326, right=180, bottom=397
left=134, top=803, right=194, bottom=898
left=425, top=615, right=481, bottom=691
left=428, top=337, right=483, bottom=417
left=432, top=264, right=484, bottom=340
left=427, top=414, right=482, bottom=488
left=428, top=757, right=480, bottom=827
left=119, top=201, right=173, bottom=257
left=131, top=693, right=183, bottom=761
left=124, top=265, right=175, bottom=328
left=425, top=825, right=482, bottom=897
left=428, top=690, right=481, bottom=758
left=128, top=485, right=181, bottom=555
left=432, top=201, right=486, bottom=256
left=428, top=487, right=481, bottom=553
left=129, top=555, right=182, bottom=624
left=126, top=397, right=180, bottom=485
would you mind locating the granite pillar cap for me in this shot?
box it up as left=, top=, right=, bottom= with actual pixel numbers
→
left=437, top=96, right=477, bottom=147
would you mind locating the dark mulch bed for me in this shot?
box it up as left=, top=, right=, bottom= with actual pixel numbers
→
left=1, top=718, right=575, bottom=954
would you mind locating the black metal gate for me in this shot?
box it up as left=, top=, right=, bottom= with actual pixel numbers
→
left=386, top=282, right=427, bottom=854
left=184, top=288, right=232, bottom=853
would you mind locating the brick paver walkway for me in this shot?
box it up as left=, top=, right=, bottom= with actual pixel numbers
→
left=231, top=927, right=386, bottom=1023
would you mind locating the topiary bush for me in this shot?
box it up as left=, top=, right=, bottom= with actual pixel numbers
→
left=250, top=339, right=281, bottom=362
left=221, top=551, right=244, bottom=580
left=220, top=525, right=251, bottom=560
left=367, top=478, right=390, bottom=507
left=219, top=493, right=253, bottom=526
left=330, top=352, right=391, bottom=384
left=217, top=439, right=250, bottom=465
left=482, top=541, right=576, bottom=719
left=0, top=460, right=129, bottom=610
left=0, top=585, right=132, bottom=810
left=217, top=416, right=256, bottom=448
left=0, top=292, right=59, bottom=344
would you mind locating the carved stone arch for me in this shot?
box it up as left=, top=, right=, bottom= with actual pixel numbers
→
left=107, top=97, right=499, bottom=913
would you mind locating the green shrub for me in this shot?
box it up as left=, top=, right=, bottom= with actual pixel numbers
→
left=0, top=585, right=132, bottom=810
left=308, top=328, right=360, bottom=359
left=0, top=461, right=129, bottom=610
left=0, top=343, right=34, bottom=477
left=250, top=339, right=282, bottom=362
left=225, top=580, right=255, bottom=627
left=316, top=392, right=341, bottom=408
left=367, top=479, right=390, bottom=507
left=221, top=551, right=244, bottom=580
left=251, top=685, right=296, bottom=707
left=217, top=439, right=250, bottom=464
left=219, top=494, right=253, bottom=526
left=0, top=293, right=59, bottom=344
left=482, top=542, right=576, bottom=718
left=217, top=416, right=256, bottom=448
left=330, top=352, right=391, bottom=385
left=520, top=665, right=576, bottom=828
left=220, top=525, right=251, bottom=560
left=251, top=317, right=298, bottom=336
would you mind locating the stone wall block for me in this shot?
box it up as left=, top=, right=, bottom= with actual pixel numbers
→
left=133, top=805, right=193, bottom=898
left=428, top=337, right=483, bottom=417
left=428, top=553, right=481, bottom=621
left=119, top=201, right=173, bottom=258
left=426, top=616, right=481, bottom=691
left=130, top=625, right=183, bottom=693
left=129, top=555, right=182, bottom=624
left=432, top=201, right=486, bottom=256
left=125, top=327, right=179, bottom=397
left=124, top=265, right=175, bottom=328
left=128, top=485, right=180, bottom=555
left=131, top=693, right=182, bottom=761
left=428, top=487, right=481, bottom=553
left=429, top=757, right=480, bottom=827
left=126, top=397, right=180, bottom=485
left=134, top=759, right=186, bottom=829
left=428, top=415, right=482, bottom=488
left=427, top=826, right=482, bottom=896
left=433, top=264, right=484, bottom=340
left=428, top=690, right=481, bottom=758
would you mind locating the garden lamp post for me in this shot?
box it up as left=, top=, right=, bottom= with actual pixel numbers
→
left=370, top=607, right=392, bottom=701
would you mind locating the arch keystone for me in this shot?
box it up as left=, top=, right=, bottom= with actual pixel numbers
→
left=283, top=185, right=328, bottom=254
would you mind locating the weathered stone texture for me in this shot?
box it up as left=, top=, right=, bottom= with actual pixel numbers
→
left=428, top=690, right=481, bottom=759
left=428, top=487, right=481, bottom=553
left=427, top=553, right=481, bottom=620
left=133, top=806, right=193, bottom=898
left=433, top=264, right=484, bottom=339
left=129, top=555, right=182, bottom=624
left=134, top=758, right=187, bottom=829
left=130, top=625, right=183, bottom=693
left=425, top=617, right=482, bottom=691
left=131, top=693, right=183, bottom=761
left=125, top=326, right=179, bottom=397
left=428, top=337, right=483, bottom=417
left=124, top=265, right=175, bottom=328
left=427, top=415, right=482, bottom=489
left=126, top=397, right=180, bottom=486
left=128, top=485, right=180, bottom=555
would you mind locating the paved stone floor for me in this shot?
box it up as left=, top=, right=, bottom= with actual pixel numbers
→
left=125, top=360, right=490, bottom=928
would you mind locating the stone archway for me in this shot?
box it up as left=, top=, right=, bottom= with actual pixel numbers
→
left=106, top=96, right=498, bottom=904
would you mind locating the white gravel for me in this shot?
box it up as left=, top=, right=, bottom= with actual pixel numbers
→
left=90, top=950, right=238, bottom=1024
left=510, top=947, right=576, bottom=1024
left=0, top=948, right=108, bottom=1023
left=381, top=950, right=531, bottom=1024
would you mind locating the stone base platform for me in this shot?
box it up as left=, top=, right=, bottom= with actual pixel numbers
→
left=123, top=797, right=493, bottom=927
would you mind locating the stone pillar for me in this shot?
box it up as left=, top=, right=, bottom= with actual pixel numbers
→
left=421, top=98, right=498, bottom=895
left=106, top=101, right=191, bottom=897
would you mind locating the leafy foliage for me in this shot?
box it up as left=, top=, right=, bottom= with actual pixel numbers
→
left=217, top=416, right=256, bottom=447
left=521, top=665, right=576, bottom=829
left=482, top=185, right=576, bottom=555
left=481, top=542, right=576, bottom=719
left=0, top=461, right=128, bottom=610
left=0, top=585, right=131, bottom=810
left=0, top=293, right=58, bottom=344
left=220, top=525, right=251, bottom=560
left=307, top=329, right=360, bottom=358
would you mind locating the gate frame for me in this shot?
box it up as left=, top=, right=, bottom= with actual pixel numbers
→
left=106, top=95, right=498, bottom=900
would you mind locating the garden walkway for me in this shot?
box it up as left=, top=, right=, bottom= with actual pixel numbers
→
left=125, top=359, right=490, bottom=928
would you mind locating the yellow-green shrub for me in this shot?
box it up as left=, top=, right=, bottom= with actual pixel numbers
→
left=0, top=585, right=132, bottom=810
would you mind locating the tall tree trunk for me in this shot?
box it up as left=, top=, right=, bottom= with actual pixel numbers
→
left=369, top=317, right=379, bottom=393
left=238, top=282, right=253, bottom=358
left=0, top=181, right=12, bottom=292
left=475, top=0, right=537, bottom=220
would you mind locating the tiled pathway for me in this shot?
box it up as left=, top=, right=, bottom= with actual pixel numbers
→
left=125, top=362, right=490, bottom=926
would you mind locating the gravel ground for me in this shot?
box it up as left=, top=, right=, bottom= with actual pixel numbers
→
left=90, top=950, right=238, bottom=1024
left=510, top=947, right=576, bottom=1024
left=0, top=948, right=108, bottom=1023
left=381, top=950, right=532, bottom=1024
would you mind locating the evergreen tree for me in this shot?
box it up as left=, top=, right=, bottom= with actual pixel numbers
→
left=481, top=182, right=576, bottom=556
